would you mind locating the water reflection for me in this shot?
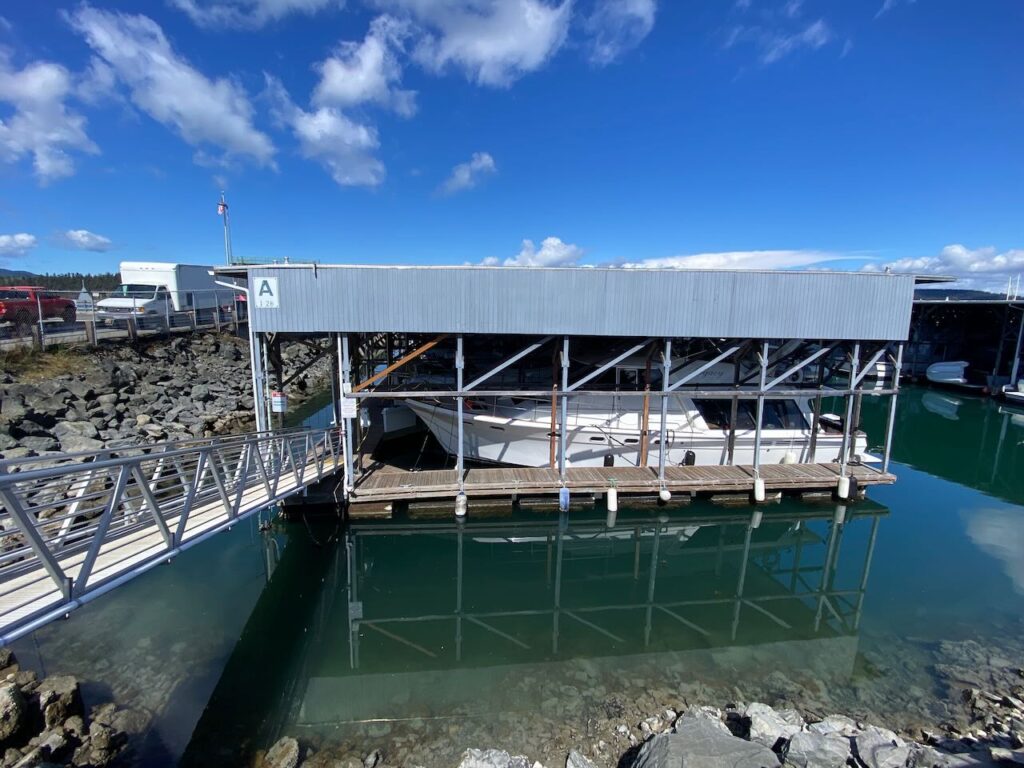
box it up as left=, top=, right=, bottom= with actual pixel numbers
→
left=183, top=501, right=886, bottom=765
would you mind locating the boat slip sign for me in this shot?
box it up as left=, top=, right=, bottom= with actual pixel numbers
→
left=254, top=277, right=279, bottom=309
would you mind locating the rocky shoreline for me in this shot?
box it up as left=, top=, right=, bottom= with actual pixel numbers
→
left=259, top=682, right=1024, bottom=768
left=0, top=648, right=147, bottom=768
left=0, top=334, right=334, bottom=459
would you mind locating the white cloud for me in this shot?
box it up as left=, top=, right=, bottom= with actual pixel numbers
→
left=725, top=14, right=833, bottom=65
left=68, top=5, right=275, bottom=168
left=584, top=0, right=656, bottom=66
left=266, top=75, right=384, bottom=187
left=483, top=236, right=585, bottom=267
left=870, top=244, right=1024, bottom=292
left=875, top=0, right=915, bottom=19
left=439, top=151, right=496, bottom=195
left=0, top=233, right=37, bottom=258
left=621, top=249, right=846, bottom=270
left=374, top=0, right=572, bottom=87
left=965, top=508, right=1024, bottom=595
left=170, top=0, right=341, bottom=29
left=0, top=55, right=99, bottom=183
left=61, top=229, right=113, bottom=252
left=314, top=15, right=416, bottom=116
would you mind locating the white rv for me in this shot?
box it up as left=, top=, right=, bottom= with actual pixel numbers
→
left=96, top=262, right=223, bottom=321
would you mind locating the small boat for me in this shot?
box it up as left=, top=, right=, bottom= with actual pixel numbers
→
left=1001, top=381, right=1024, bottom=408
left=925, top=361, right=986, bottom=392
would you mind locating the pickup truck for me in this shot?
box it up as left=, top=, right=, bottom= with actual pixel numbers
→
left=0, top=286, right=77, bottom=332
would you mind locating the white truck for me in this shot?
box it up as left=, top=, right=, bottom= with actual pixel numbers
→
left=96, top=262, right=225, bottom=324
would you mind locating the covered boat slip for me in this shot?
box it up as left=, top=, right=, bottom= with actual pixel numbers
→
left=220, top=264, right=917, bottom=506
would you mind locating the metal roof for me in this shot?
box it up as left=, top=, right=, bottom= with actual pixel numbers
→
left=220, top=264, right=917, bottom=341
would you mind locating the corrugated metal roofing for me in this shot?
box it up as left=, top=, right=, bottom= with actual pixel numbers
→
left=229, top=265, right=916, bottom=341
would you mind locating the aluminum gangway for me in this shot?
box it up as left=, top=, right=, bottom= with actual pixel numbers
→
left=0, top=426, right=343, bottom=643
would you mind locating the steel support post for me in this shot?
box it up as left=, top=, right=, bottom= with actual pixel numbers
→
left=881, top=343, right=904, bottom=473
left=644, top=522, right=662, bottom=647
left=248, top=328, right=269, bottom=433
left=558, top=337, right=570, bottom=479
left=456, top=335, right=465, bottom=493
left=752, top=342, right=768, bottom=476
left=658, top=339, right=672, bottom=483
left=1010, top=309, right=1024, bottom=388
left=839, top=343, right=860, bottom=474
left=340, top=335, right=355, bottom=497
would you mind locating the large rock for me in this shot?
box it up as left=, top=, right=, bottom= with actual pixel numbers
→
left=56, top=433, right=105, bottom=454
left=807, top=715, right=862, bottom=738
left=745, top=703, right=804, bottom=749
left=262, top=736, right=301, bottom=768
left=634, top=718, right=780, bottom=768
left=0, top=683, right=27, bottom=745
left=784, top=730, right=852, bottom=768
left=52, top=421, right=99, bottom=440
left=853, top=725, right=911, bottom=768
left=36, top=675, right=83, bottom=729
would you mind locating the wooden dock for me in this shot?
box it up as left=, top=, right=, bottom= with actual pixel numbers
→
left=349, top=461, right=894, bottom=504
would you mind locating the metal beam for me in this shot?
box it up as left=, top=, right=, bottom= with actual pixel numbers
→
left=566, top=340, right=650, bottom=391
left=764, top=345, right=833, bottom=391
left=882, top=343, right=904, bottom=473
left=839, top=343, right=860, bottom=473
left=852, top=344, right=890, bottom=388
left=464, top=336, right=553, bottom=390
left=456, top=335, right=465, bottom=492
left=752, top=342, right=768, bottom=476
left=666, top=345, right=742, bottom=392
left=351, top=334, right=448, bottom=393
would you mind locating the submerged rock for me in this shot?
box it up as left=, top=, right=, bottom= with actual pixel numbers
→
left=566, top=750, right=597, bottom=768
left=633, top=718, right=780, bottom=768
left=263, top=736, right=301, bottom=768
left=458, top=748, right=532, bottom=768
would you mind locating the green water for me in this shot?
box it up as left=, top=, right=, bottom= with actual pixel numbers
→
left=12, top=386, right=1024, bottom=766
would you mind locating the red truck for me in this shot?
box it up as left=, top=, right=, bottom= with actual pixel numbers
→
left=0, top=286, right=77, bottom=333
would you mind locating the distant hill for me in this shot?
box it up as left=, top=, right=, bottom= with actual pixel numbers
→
left=0, top=267, right=34, bottom=278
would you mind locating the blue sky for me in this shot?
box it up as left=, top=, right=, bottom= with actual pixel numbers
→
left=0, top=0, right=1022, bottom=290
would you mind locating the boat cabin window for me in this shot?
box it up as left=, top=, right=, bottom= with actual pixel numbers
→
left=694, top=398, right=807, bottom=430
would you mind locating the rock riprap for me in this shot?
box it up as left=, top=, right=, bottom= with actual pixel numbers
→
left=0, top=333, right=333, bottom=460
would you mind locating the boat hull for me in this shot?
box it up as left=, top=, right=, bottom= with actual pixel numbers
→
left=405, top=401, right=870, bottom=469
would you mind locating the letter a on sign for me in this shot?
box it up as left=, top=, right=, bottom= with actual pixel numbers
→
left=254, top=277, right=279, bottom=309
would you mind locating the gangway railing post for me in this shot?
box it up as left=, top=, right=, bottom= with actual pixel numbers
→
left=0, top=487, right=71, bottom=600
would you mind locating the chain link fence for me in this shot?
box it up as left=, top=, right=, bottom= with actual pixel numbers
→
left=0, top=287, right=247, bottom=349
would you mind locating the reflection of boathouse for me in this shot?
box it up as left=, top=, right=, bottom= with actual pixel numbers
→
left=182, top=502, right=886, bottom=764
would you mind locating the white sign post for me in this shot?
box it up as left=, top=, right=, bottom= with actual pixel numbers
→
left=254, top=277, right=280, bottom=309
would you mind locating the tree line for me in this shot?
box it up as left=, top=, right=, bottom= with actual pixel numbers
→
left=0, top=272, right=122, bottom=291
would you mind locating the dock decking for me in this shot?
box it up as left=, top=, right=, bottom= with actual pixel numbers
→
left=349, top=461, right=894, bottom=503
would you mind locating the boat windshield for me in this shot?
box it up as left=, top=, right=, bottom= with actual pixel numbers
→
left=693, top=398, right=808, bottom=430
left=111, top=284, right=158, bottom=298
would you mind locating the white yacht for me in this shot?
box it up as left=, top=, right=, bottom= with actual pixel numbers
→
left=925, top=361, right=985, bottom=391
left=405, top=360, right=871, bottom=469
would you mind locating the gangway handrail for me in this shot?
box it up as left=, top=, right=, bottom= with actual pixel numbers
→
left=0, top=425, right=343, bottom=643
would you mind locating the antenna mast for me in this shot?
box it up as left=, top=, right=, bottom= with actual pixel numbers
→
left=218, top=192, right=234, bottom=265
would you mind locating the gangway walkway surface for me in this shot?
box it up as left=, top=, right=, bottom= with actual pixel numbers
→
left=0, top=426, right=342, bottom=643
